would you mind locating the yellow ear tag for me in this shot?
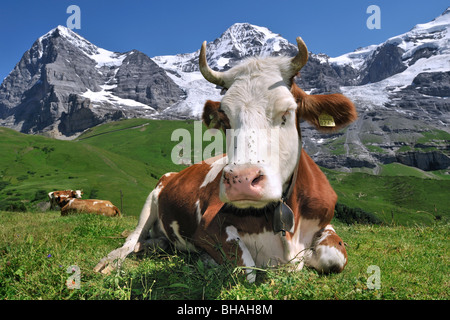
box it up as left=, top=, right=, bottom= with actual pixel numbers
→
left=318, top=111, right=336, bottom=127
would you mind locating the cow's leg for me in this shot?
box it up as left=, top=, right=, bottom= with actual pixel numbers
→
left=48, top=193, right=58, bottom=210
left=60, top=203, right=70, bottom=216
left=195, top=225, right=257, bottom=283
left=134, top=237, right=169, bottom=253
left=304, top=225, right=347, bottom=274
left=93, top=189, right=160, bottom=274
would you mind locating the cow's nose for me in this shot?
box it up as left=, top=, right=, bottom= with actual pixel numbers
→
left=222, top=166, right=265, bottom=201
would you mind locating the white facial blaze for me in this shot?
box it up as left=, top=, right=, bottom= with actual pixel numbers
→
left=226, top=127, right=280, bottom=168
left=219, top=60, right=301, bottom=203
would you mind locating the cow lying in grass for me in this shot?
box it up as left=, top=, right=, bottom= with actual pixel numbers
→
left=57, top=197, right=121, bottom=217
left=48, top=190, right=83, bottom=209
left=95, top=36, right=356, bottom=281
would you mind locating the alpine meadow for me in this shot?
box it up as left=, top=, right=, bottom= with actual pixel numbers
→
left=0, top=119, right=448, bottom=300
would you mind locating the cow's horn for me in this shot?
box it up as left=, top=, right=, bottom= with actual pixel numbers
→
left=290, top=37, right=308, bottom=75
left=199, top=41, right=226, bottom=87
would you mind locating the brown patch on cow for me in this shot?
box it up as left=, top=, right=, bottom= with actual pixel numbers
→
left=202, top=100, right=231, bottom=132
left=289, top=150, right=337, bottom=229
left=156, top=172, right=178, bottom=190
left=156, top=157, right=278, bottom=265
left=291, top=83, right=357, bottom=132
left=320, top=230, right=346, bottom=250
left=158, top=161, right=220, bottom=244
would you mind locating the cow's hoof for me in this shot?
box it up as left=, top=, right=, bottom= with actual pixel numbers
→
left=93, top=259, right=116, bottom=274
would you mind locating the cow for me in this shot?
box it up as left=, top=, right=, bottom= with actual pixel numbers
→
left=94, top=37, right=357, bottom=282
left=48, top=190, right=83, bottom=210
left=57, top=197, right=121, bottom=217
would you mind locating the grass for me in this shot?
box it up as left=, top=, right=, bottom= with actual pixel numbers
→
left=77, top=118, right=193, bottom=174
left=0, top=119, right=449, bottom=300
left=0, top=125, right=163, bottom=215
left=324, top=168, right=450, bottom=225
left=417, top=129, right=450, bottom=145
left=0, top=211, right=448, bottom=300
left=0, top=120, right=224, bottom=216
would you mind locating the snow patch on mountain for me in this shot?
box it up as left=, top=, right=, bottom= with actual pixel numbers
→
left=82, top=87, right=155, bottom=111
left=89, top=49, right=128, bottom=69
left=153, top=54, right=222, bottom=117
left=330, top=8, right=450, bottom=111
left=329, top=45, right=378, bottom=69
left=331, top=7, right=450, bottom=72
left=153, top=22, right=295, bottom=117
left=39, top=26, right=129, bottom=69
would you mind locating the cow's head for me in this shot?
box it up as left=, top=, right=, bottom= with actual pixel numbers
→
left=200, top=37, right=357, bottom=209
left=72, top=190, right=83, bottom=198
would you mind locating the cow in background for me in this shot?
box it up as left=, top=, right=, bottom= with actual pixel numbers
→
left=56, top=197, right=121, bottom=217
left=58, top=198, right=122, bottom=217
left=48, top=190, right=83, bottom=210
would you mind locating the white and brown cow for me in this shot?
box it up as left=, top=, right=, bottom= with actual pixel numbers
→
left=58, top=198, right=121, bottom=217
left=94, top=37, right=357, bottom=281
left=48, top=190, right=83, bottom=210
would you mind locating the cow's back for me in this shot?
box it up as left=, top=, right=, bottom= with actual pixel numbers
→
left=61, top=199, right=120, bottom=217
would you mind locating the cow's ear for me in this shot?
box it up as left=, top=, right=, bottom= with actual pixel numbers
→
left=292, top=83, right=357, bottom=132
left=202, top=100, right=231, bottom=132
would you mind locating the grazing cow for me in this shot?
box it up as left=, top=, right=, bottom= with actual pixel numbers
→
left=94, top=37, right=356, bottom=281
left=48, top=190, right=83, bottom=210
left=58, top=198, right=121, bottom=217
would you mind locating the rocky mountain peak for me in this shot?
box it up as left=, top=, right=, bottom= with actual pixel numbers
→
left=0, top=26, right=184, bottom=137
left=203, top=23, right=296, bottom=71
left=218, top=22, right=280, bottom=52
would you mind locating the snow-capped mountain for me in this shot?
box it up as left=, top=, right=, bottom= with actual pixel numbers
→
left=153, top=23, right=298, bottom=117
left=0, top=26, right=184, bottom=138
left=330, top=5, right=450, bottom=102
left=0, top=8, right=449, bottom=171
left=153, top=11, right=450, bottom=172
left=318, top=7, right=450, bottom=172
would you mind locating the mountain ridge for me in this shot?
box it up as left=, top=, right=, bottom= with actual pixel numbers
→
left=0, top=26, right=184, bottom=138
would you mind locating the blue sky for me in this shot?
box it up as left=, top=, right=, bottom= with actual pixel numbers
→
left=0, top=0, right=448, bottom=80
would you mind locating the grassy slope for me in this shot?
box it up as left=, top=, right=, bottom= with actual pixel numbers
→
left=325, top=167, right=450, bottom=225
left=1, top=120, right=449, bottom=224
left=77, top=118, right=193, bottom=174
left=0, top=119, right=223, bottom=216
left=1, top=120, right=449, bottom=300
left=0, top=126, right=158, bottom=215
left=0, top=211, right=448, bottom=300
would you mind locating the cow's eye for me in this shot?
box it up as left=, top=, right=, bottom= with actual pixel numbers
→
left=281, top=110, right=291, bottom=126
